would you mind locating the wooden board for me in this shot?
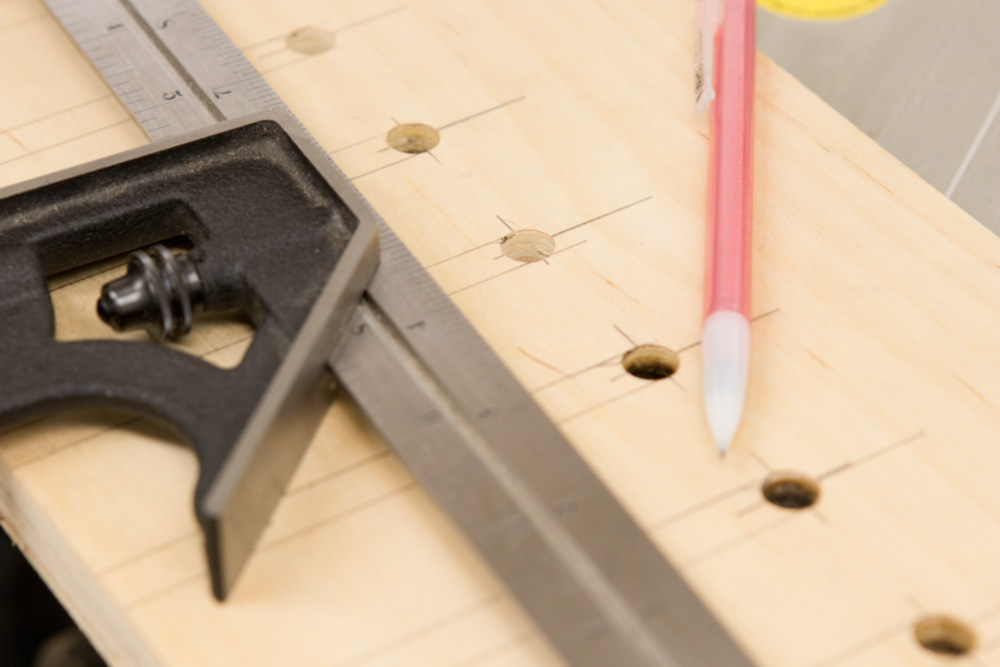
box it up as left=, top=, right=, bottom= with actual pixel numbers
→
left=3, top=0, right=1000, bottom=665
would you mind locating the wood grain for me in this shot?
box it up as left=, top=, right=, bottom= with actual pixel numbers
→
left=2, top=0, right=1000, bottom=665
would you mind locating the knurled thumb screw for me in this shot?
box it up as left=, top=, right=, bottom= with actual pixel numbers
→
left=97, top=245, right=205, bottom=342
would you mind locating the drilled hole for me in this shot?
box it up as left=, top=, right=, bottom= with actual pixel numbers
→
left=622, top=345, right=679, bottom=380
left=915, top=616, right=976, bottom=656
left=761, top=472, right=820, bottom=509
left=286, top=26, right=336, bottom=54
left=386, top=123, right=440, bottom=153
left=500, top=229, right=555, bottom=263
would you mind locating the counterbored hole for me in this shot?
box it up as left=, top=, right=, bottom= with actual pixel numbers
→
left=761, top=472, right=820, bottom=509
left=622, top=345, right=679, bottom=380
left=286, top=26, right=336, bottom=54
left=914, top=616, right=976, bottom=656
left=500, top=229, right=555, bottom=263
left=386, top=123, right=440, bottom=153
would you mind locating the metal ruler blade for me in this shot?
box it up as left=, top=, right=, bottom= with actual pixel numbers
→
left=43, top=1, right=756, bottom=665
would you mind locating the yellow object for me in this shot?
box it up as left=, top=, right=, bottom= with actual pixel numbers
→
left=758, top=0, right=890, bottom=20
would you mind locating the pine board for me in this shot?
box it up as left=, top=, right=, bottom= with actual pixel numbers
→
left=1, top=0, right=1000, bottom=665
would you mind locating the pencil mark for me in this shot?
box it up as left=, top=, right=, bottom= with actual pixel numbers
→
left=559, top=382, right=660, bottom=424
left=286, top=449, right=392, bottom=495
left=554, top=239, right=588, bottom=254
left=551, top=196, right=653, bottom=237
left=259, top=483, right=419, bottom=552
left=650, top=479, right=758, bottom=529
left=749, top=451, right=773, bottom=471
left=328, top=129, right=391, bottom=154
left=612, top=325, right=637, bottom=346
left=125, top=573, right=205, bottom=611
left=332, top=595, right=505, bottom=667
left=451, top=633, right=533, bottom=667
left=810, top=622, right=907, bottom=667
left=446, top=241, right=587, bottom=296
left=752, top=307, right=780, bottom=321
left=817, top=430, right=926, bottom=481
left=683, top=516, right=795, bottom=568
left=530, top=352, right=621, bottom=393
left=332, top=5, right=407, bottom=35
left=519, top=348, right=566, bottom=377
left=436, top=96, right=526, bottom=131
left=378, top=97, right=527, bottom=153
left=425, top=238, right=502, bottom=269
left=1, top=97, right=114, bottom=136
left=242, top=6, right=406, bottom=52
left=803, top=346, right=832, bottom=369
left=10, top=417, right=141, bottom=471
left=447, top=263, right=529, bottom=296
left=348, top=153, right=422, bottom=180
left=0, top=119, right=134, bottom=167
left=734, top=500, right=764, bottom=517
left=954, top=375, right=995, bottom=409
left=97, top=531, right=199, bottom=577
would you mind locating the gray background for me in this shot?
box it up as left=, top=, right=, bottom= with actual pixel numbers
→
left=758, top=0, right=1000, bottom=235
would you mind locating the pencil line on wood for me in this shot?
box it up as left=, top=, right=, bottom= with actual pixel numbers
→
left=0, top=119, right=134, bottom=167
left=810, top=622, right=907, bottom=667
left=259, top=483, right=419, bottom=553
left=551, top=196, right=652, bottom=237
left=332, top=5, right=407, bottom=35
left=348, top=153, right=421, bottom=181
left=649, top=479, right=759, bottom=529
left=124, top=573, right=205, bottom=612
left=10, top=417, right=140, bottom=471
left=682, top=516, right=795, bottom=568
left=450, top=633, right=534, bottom=667
left=558, top=381, right=659, bottom=424
left=425, top=238, right=502, bottom=268
left=285, top=449, right=391, bottom=495
left=530, top=352, right=622, bottom=393
left=816, top=430, right=926, bottom=481
left=436, top=96, right=527, bottom=131
left=518, top=347, right=566, bottom=377
left=332, top=594, right=504, bottom=667
left=246, top=6, right=406, bottom=54
left=97, top=531, right=200, bottom=577
left=328, top=129, right=393, bottom=154
left=447, top=263, right=529, bottom=296
left=1, top=96, right=113, bottom=135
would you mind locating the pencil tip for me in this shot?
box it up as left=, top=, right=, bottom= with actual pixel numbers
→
left=702, top=311, right=750, bottom=458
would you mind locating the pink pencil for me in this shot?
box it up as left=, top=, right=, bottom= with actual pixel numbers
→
left=701, top=0, right=755, bottom=455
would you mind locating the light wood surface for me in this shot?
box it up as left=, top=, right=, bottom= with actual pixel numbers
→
left=3, top=0, right=1000, bottom=665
